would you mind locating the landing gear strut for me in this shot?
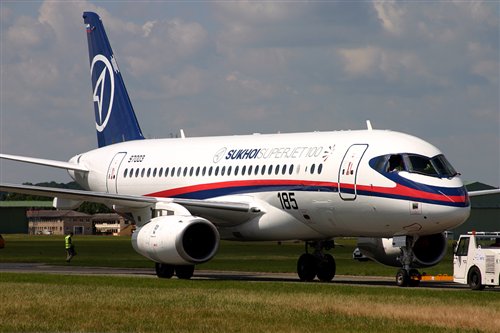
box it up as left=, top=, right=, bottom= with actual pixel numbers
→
left=297, top=240, right=336, bottom=282
left=395, top=236, right=421, bottom=287
left=155, top=263, right=195, bottom=279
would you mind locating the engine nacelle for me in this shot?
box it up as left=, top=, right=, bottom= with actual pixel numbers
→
left=357, top=233, right=447, bottom=268
left=131, top=215, right=220, bottom=265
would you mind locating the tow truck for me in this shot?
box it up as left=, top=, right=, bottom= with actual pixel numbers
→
left=453, top=232, right=500, bottom=290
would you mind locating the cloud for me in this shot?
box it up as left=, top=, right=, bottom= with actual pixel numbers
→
left=1, top=0, right=498, bottom=187
left=373, top=0, right=406, bottom=35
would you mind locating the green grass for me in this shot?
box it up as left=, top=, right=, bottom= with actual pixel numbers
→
left=0, top=234, right=454, bottom=276
left=0, top=273, right=498, bottom=333
left=1, top=235, right=498, bottom=332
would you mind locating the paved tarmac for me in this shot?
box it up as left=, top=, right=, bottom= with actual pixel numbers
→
left=0, top=262, right=485, bottom=290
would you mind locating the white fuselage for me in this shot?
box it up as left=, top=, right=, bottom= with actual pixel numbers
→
left=69, top=129, right=470, bottom=241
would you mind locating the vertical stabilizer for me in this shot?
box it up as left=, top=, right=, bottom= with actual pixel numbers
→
left=83, top=12, right=144, bottom=148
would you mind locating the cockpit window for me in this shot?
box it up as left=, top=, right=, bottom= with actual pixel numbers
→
left=371, top=153, right=458, bottom=178
left=406, top=155, right=439, bottom=176
left=388, top=155, right=406, bottom=172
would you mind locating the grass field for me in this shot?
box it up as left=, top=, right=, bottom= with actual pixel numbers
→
left=0, top=273, right=499, bottom=333
left=0, top=234, right=455, bottom=276
left=1, top=234, right=499, bottom=332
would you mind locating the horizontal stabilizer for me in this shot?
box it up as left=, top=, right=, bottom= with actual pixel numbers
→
left=468, top=188, right=500, bottom=197
left=0, top=154, right=88, bottom=172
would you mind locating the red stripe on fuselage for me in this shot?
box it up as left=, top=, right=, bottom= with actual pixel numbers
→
left=145, top=179, right=467, bottom=205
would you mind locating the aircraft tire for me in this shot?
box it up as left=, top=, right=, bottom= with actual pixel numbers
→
left=155, top=263, right=174, bottom=279
left=408, top=268, right=421, bottom=287
left=395, top=268, right=410, bottom=287
left=297, top=253, right=317, bottom=281
left=317, top=254, right=336, bottom=282
left=175, top=265, right=195, bottom=280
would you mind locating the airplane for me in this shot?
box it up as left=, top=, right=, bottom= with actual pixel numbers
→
left=1, top=11, right=496, bottom=286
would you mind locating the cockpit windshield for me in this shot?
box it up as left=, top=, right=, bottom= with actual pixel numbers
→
left=371, top=154, right=458, bottom=178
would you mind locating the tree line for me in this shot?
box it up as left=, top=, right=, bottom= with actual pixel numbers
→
left=0, top=181, right=112, bottom=215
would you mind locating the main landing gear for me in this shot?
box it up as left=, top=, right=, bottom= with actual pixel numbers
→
left=297, top=240, right=336, bottom=282
left=155, top=263, right=195, bottom=280
left=395, top=236, right=421, bottom=287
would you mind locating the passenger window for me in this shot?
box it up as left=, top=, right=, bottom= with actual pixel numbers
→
left=177, top=168, right=181, bottom=177
left=227, top=166, right=232, bottom=176
left=159, top=168, right=163, bottom=177
left=261, top=165, right=266, bottom=176
left=281, top=165, right=287, bottom=175
left=202, top=166, right=206, bottom=176
left=248, top=165, right=253, bottom=175
left=183, top=167, right=188, bottom=177
left=153, top=168, right=157, bottom=177
left=190, top=167, right=194, bottom=177
left=242, top=165, right=247, bottom=175
left=123, top=169, right=128, bottom=178
left=215, top=166, right=219, bottom=176
left=254, top=165, right=259, bottom=175
left=288, top=165, right=294, bottom=175
left=165, top=167, right=169, bottom=177
left=171, top=167, right=175, bottom=177
left=221, top=166, right=226, bottom=176
left=208, top=166, right=213, bottom=176
left=141, top=168, right=146, bottom=178
left=234, top=166, right=239, bottom=176
left=275, top=165, right=279, bottom=175
left=310, top=164, right=316, bottom=174
left=135, top=169, right=140, bottom=178
left=196, top=167, right=200, bottom=177
left=129, top=168, right=134, bottom=178
left=318, top=164, right=323, bottom=174
left=268, top=165, right=273, bottom=175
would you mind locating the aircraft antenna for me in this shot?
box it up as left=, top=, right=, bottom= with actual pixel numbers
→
left=366, top=120, right=373, bottom=131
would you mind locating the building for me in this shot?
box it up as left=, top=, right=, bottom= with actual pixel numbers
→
left=25, top=210, right=132, bottom=236
left=27, top=210, right=93, bottom=235
left=0, top=201, right=53, bottom=234
left=93, top=213, right=134, bottom=236
left=452, top=182, right=500, bottom=237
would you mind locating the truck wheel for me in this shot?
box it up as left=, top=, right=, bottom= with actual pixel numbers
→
left=468, top=267, right=485, bottom=291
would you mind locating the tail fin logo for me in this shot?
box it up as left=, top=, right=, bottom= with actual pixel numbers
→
left=90, top=54, right=115, bottom=132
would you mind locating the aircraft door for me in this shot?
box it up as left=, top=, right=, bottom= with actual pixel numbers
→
left=106, top=152, right=127, bottom=194
left=338, top=144, right=368, bottom=200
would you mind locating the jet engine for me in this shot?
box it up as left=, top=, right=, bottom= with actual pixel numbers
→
left=356, top=233, right=447, bottom=268
left=131, top=215, right=220, bottom=265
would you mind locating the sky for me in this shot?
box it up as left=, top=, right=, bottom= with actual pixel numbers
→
left=0, top=0, right=499, bottom=187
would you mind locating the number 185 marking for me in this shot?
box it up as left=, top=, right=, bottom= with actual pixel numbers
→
left=277, top=192, right=299, bottom=210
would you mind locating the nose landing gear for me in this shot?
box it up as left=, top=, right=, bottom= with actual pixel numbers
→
left=395, top=236, right=421, bottom=287
left=297, top=240, right=336, bottom=282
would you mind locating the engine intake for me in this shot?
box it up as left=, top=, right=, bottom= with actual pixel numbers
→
left=357, top=233, right=447, bottom=268
left=132, top=215, right=220, bottom=265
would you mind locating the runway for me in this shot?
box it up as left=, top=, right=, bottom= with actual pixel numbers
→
left=0, top=263, right=477, bottom=290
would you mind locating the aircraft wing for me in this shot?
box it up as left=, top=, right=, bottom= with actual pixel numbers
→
left=468, top=189, right=500, bottom=197
left=0, top=183, right=255, bottom=225
left=0, top=154, right=88, bottom=172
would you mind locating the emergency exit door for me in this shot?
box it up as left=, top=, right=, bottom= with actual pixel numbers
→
left=106, top=152, right=127, bottom=194
left=338, top=144, right=368, bottom=200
